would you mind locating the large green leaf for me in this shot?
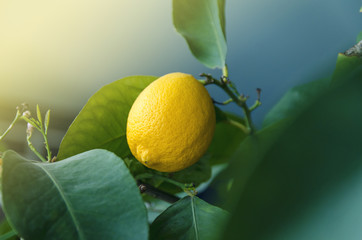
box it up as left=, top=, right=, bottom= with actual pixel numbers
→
left=173, top=0, right=227, bottom=69
left=150, top=196, right=229, bottom=240
left=263, top=77, right=330, bottom=127
left=57, top=76, right=157, bottom=160
left=264, top=48, right=362, bottom=128
left=331, top=53, right=362, bottom=85
left=223, top=61, right=362, bottom=239
left=2, top=149, right=148, bottom=240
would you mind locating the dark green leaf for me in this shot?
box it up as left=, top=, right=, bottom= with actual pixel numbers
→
left=2, top=149, right=148, bottom=240
left=150, top=196, right=229, bottom=240
left=146, top=157, right=212, bottom=194
left=171, top=157, right=211, bottom=185
left=223, top=64, right=362, bottom=239
left=173, top=0, right=227, bottom=69
left=0, top=218, right=17, bottom=240
left=57, top=76, right=157, bottom=160
left=207, top=118, right=247, bottom=165
left=331, top=54, right=362, bottom=85
left=263, top=77, right=330, bottom=127
left=124, top=157, right=148, bottom=177
left=214, top=106, right=227, bottom=123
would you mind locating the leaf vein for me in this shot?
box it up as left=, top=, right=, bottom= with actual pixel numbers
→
left=205, top=0, right=225, bottom=66
left=191, top=197, right=199, bottom=240
left=36, top=163, right=85, bottom=240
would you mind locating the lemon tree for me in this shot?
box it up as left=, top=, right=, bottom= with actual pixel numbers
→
left=0, top=1, right=361, bottom=240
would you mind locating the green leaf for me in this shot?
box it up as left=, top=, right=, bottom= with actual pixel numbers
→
left=57, top=76, right=157, bottom=160
left=223, top=63, right=362, bottom=239
left=0, top=218, right=17, bottom=240
left=214, top=106, right=227, bottom=123
left=170, top=156, right=211, bottom=185
left=331, top=53, right=362, bottom=85
left=36, top=104, right=42, bottom=127
left=263, top=77, right=330, bottom=127
left=173, top=0, right=227, bottom=69
left=264, top=37, right=362, bottom=128
left=150, top=196, right=229, bottom=240
left=2, top=149, right=148, bottom=240
left=207, top=118, right=247, bottom=165
left=142, top=157, right=212, bottom=194
left=217, top=0, right=226, bottom=38
left=44, top=109, right=50, bottom=134
left=210, top=110, right=247, bottom=165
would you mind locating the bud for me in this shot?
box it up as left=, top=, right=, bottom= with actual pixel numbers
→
left=22, top=110, right=31, bottom=118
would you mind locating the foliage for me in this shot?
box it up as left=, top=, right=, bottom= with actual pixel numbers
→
left=57, top=76, right=157, bottom=160
left=0, top=1, right=361, bottom=240
left=150, top=196, right=229, bottom=240
left=2, top=150, right=148, bottom=240
left=173, top=0, right=227, bottom=69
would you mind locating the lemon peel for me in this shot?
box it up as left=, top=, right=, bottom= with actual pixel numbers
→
left=126, top=72, right=215, bottom=172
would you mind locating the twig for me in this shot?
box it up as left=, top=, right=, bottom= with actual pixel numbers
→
left=200, top=73, right=255, bottom=134
left=138, top=181, right=180, bottom=204
left=136, top=173, right=186, bottom=191
left=0, top=110, right=21, bottom=142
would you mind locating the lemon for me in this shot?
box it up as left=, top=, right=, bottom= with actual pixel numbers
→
left=126, top=72, right=215, bottom=172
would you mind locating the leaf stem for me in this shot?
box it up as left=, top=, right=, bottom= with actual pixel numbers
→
left=212, top=98, right=233, bottom=105
left=43, top=133, right=52, bottom=162
left=227, top=119, right=249, bottom=134
left=222, top=64, right=229, bottom=78
left=0, top=110, right=21, bottom=142
left=21, top=111, right=52, bottom=161
left=200, top=72, right=259, bottom=134
left=209, top=75, right=254, bottom=133
left=26, top=133, right=47, bottom=162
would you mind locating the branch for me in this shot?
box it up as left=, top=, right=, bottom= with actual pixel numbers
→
left=200, top=73, right=257, bottom=134
left=137, top=181, right=180, bottom=204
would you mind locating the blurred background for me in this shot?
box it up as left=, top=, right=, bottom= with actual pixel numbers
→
left=0, top=0, right=361, bottom=158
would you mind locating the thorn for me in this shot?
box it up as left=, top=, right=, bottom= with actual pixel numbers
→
left=256, top=88, right=262, bottom=100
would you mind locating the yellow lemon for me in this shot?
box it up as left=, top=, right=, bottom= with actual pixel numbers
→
left=126, top=72, right=215, bottom=172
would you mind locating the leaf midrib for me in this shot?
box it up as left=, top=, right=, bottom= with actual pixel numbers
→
left=204, top=0, right=225, bottom=66
left=190, top=197, right=199, bottom=240
left=36, top=163, right=84, bottom=240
